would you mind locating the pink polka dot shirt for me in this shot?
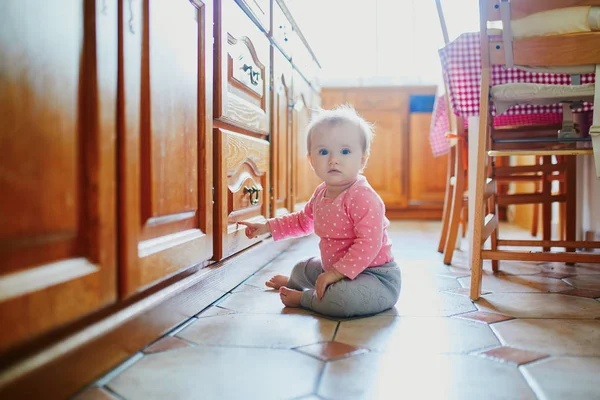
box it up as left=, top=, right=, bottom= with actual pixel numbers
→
left=267, top=175, right=394, bottom=280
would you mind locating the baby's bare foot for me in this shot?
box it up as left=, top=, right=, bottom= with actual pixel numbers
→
left=279, top=286, right=302, bottom=307
left=265, top=275, right=289, bottom=289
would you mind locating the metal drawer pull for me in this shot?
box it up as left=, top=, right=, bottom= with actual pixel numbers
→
left=243, top=186, right=261, bottom=205
left=242, top=64, right=260, bottom=86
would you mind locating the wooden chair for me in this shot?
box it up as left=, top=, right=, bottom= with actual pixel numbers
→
left=470, top=0, right=600, bottom=300
left=434, top=0, right=569, bottom=265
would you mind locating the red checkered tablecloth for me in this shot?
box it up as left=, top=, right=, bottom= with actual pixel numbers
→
left=429, top=32, right=596, bottom=157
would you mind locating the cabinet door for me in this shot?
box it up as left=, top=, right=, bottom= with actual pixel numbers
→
left=271, top=49, right=293, bottom=217
left=408, top=113, right=447, bottom=206
left=214, top=0, right=270, bottom=134
left=214, top=129, right=270, bottom=260
left=120, top=0, right=213, bottom=297
left=359, top=109, right=407, bottom=209
left=0, top=0, right=117, bottom=352
left=292, top=71, right=320, bottom=210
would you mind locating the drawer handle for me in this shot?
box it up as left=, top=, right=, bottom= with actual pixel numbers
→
left=242, top=64, right=260, bottom=86
left=243, top=186, right=261, bottom=205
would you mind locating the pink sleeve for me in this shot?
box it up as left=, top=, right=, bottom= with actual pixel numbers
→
left=267, top=187, right=320, bottom=241
left=332, top=187, right=385, bottom=279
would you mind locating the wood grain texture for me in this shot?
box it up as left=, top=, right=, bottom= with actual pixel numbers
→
left=119, top=0, right=213, bottom=298
left=490, top=33, right=600, bottom=67
left=486, top=0, right=600, bottom=20
left=0, top=238, right=297, bottom=400
left=271, top=48, right=293, bottom=217
left=0, top=0, right=117, bottom=354
left=214, top=0, right=270, bottom=134
left=292, top=71, right=321, bottom=210
left=214, top=128, right=269, bottom=260
left=409, top=113, right=448, bottom=206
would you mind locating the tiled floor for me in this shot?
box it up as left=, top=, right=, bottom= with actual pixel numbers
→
left=74, top=221, right=600, bottom=400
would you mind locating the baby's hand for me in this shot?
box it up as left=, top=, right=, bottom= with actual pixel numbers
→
left=237, top=221, right=270, bottom=239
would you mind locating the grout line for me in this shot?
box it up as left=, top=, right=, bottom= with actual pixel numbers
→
left=167, top=317, right=199, bottom=337
left=94, top=352, right=144, bottom=388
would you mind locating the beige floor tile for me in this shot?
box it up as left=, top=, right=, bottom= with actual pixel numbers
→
left=563, top=274, right=600, bottom=291
left=458, top=273, right=573, bottom=293
left=521, top=357, right=600, bottom=400
left=296, top=341, right=368, bottom=361
left=231, top=283, right=265, bottom=293
left=492, top=319, right=600, bottom=356
left=107, top=346, right=321, bottom=400
left=196, top=305, right=234, bottom=318
left=450, top=252, right=544, bottom=276
left=318, top=352, right=536, bottom=400
left=401, top=269, right=461, bottom=292
left=335, top=316, right=500, bottom=354
left=475, top=293, right=600, bottom=318
left=177, top=313, right=336, bottom=348
left=541, top=262, right=600, bottom=275
left=385, top=290, right=476, bottom=317
left=217, top=290, right=315, bottom=315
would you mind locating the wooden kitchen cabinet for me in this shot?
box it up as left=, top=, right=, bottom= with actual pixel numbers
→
left=214, top=129, right=270, bottom=259
left=119, top=0, right=214, bottom=297
left=213, top=0, right=271, bottom=259
left=322, top=87, right=445, bottom=219
left=0, top=0, right=118, bottom=353
left=214, top=0, right=271, bottom=135
left=291, top=70, right=321, bottom=210
left=271, top=47, right=293, bottom=217
left=409, top=112, right=448, bottom=207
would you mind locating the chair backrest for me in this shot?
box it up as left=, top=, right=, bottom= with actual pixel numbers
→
left=480, top=0, right=600, bottom=67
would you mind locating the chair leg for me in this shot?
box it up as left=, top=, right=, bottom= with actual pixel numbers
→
left=470, top=80, right=491, bottom=301
left=443, top=144, right=466, bottom=265
left=438, top=146, right=456, bottom=253
left=566, top=155, right=577, bottom=254
left=531, top=156, right=541, bottom=237
left=542, top=155, right=552, bottom=251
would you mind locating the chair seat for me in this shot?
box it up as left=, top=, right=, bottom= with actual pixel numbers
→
left=491, top=83, right=595, bottom=114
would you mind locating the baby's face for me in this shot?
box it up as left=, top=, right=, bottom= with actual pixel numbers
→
left=308, top=122, right=367, bottom=190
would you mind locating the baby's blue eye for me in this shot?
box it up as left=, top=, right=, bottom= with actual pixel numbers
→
left=341, top=149, right=351, bottom=155
left=318, top=149, right=329, bottom=155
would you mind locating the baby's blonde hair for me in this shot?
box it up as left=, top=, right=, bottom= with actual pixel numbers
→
left=306, top=104, right=375, bottom=155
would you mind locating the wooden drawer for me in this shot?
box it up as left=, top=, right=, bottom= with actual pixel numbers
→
left=215, top=0, right=270, bottom=134
left=214, top=128, right=270, bottom=260
left=235, top=0, right=270, bottom=33
left=272, top=0, right=296, bottom=60
left=346, top=89, right=407, bottom=110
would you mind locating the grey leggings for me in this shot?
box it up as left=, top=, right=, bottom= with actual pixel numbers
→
left=286, top=257, right=402, bottom=318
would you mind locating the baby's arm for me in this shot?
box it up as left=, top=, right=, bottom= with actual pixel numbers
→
left=331, top=187, right=385, bottom=280
left=238, top=221, right=270, bottom=238
left=267, top=185, right=322, bottom=241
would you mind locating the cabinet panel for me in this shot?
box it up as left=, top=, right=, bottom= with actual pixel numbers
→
left=292, top=71, right=321, bottom=210
left=359, top=109, right=407, bottom=208
left=0, top=0, right=117, bottom=352
left=409, top=113, right=447, bottom=206
left=215, top=129, right=270, bottom=260
left=271, top=48, right=293, bottom=217
left=215, top=0, right=270, bottom=134
left=120, top=0, right=213, bottom=297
